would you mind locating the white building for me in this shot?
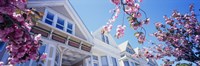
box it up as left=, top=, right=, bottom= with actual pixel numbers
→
left=16, top=0, right=93, bottom=66
left=134, top=48, right=158, bottom=66
left=118, top=41, right=158, bottom=66
left=91, top=28, right=121, bottom=66
left=118, top=41, right=140, bottom=66
left=0, top=0, right=158, bottom=66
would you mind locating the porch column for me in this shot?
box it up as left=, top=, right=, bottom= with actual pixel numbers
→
left=79, top=41, right=83, bottom=50
left=48, top=29, right=54, bottom=39
left=60, top=48, right=67, bottom=66
left=66, top=36, right=71, bottom=45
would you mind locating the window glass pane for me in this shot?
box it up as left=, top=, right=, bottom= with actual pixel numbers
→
left=123, top=61, right=130, bottom=66
left=126, top=48, right=134, bottom=54
left=57, top=18, right=64, bottom=25
left=67, top=22, right=73, bottom=34
left=54, top=50, right=60, bottom=66
left=45, top=12, right=54, bottom=25
left=39, top=45, right=46, bottom=54
left=101, top=56, right=108, bottom=66
left=67, top=29, right=72, bottom=34
left=105, top=36, right=109, bottom=44
left=101, top=34, right=105, bottom=42
left=45, top=19, right=53, bottom=25
left=46, top=12, right=54, bottom=20
left=0, top=42, right=5, bottom=51
left=67, top=22, right=73, bottom=29
left=131, top=62, right=135, bottom=66
left=56, top=24, right=64, bottom=30
left=112, top=57, right=117, bottom=66
left=93, top=55, right=98, bottom=60
left=94, top=63, right=98, bottom=66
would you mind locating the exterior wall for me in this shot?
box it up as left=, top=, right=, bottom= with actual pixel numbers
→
left=92, top=29, right=121, bottom=66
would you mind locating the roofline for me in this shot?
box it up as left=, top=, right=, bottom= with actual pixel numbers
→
left=68, top=0, right=94, bottom=39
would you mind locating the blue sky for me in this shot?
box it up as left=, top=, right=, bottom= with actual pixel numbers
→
left=69, top=0, right=200, bottom=65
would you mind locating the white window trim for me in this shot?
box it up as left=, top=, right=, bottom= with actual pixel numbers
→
left=56, top=17, right=65, bottom=30
left=43, top=7, right=75, bottom=35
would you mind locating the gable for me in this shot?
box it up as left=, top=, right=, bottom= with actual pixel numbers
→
left=27, top=0, right=93, bottom=43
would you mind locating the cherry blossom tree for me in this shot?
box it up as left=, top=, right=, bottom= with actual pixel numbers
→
left=0, top=0, right=46, bottom=65
left=139, top=4, right=200, bottom=66
left=101, top=0, right=149, bottom=44
left=102, top=0, right=200, bottom=65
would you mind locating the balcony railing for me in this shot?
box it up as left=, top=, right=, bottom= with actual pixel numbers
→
left=31, top=21, right=92, bottom=52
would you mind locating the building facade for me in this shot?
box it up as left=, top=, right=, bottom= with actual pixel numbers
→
left=91, top=28, right=121, bottom=66
left=118, top=41, right=158, bottom=66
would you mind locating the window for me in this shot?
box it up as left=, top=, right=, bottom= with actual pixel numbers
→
left=93, top=55, right=98, bottom=60
left=54, top=50, right=60, bottom=66
left=101, top=56, right=108, bottom=66
left=131, top=62, right=135, bottom=66
left=45, top=12, right=54, bottom=25
left=101, top=34, right=105, bottom=42
left=126, top=48, right=134, bottom=54
left=101, top=34, right=109, bottom=44
left=112, top=57, right=117, bottom=66
left=121, top=54, right=125, bottom=57
left=0, top=42, right=5, bottom=52
left=94, top=63, right=98, bottom=66
left=44, top=10, right=75, bottom=35
left=56, top=17, right=64, bottom=30
left=105, top=36, right=109, bottom=44
left=135, top=63, right=139, bottom=66
left=123, top=61, right=130, bottom=66
left=67, top=22, right=73, bottom=34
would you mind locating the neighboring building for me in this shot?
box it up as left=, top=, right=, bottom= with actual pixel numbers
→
left=91, top=28, right=121, bottom=66
left=118, top=41, right=158, bottom=66
left=134, top=48, right=158, bottom=66
left=118, top=41, right=140, bottom=66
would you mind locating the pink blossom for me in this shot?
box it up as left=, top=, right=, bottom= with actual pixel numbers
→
left=111, top=0, right=120, bottom=5
left=0, top=61, right=3, bottom=66
left=34, top=34, right=41, bottom=44
left=40, top=53, right=47, bottom=61
left=155, top=22, right=162, bottom=28
left=138, top=0, right=142, bottom=2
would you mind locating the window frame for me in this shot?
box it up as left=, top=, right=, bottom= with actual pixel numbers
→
left=111, top=57, right=117, bottom=66
left=123, top=61, right=130, bottom=66
left=101, top=56, right=109, bottom=66
left=43, top=8, right=75, bottom=35
left=66, top=22, right=74, bottom=34
left=101, top=34, right=109, bottom=44
left=54, top=49, right=60, bottom=66
left=44, top=12, right=54, bottom=25
left=56, top=17, right=65, bottom=30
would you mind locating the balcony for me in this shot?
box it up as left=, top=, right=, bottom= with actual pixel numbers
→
left=31, top=20, right=92, bottom=52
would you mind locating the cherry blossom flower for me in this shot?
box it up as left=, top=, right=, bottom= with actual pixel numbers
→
left=40, top=53, right=47, bottom=61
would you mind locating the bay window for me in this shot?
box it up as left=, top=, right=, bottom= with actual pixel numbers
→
left=56, top=17, right=64, bottom=30
left=44, top=9, right=74, bottom=35
left=45, top=12, right=54, bottom=25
